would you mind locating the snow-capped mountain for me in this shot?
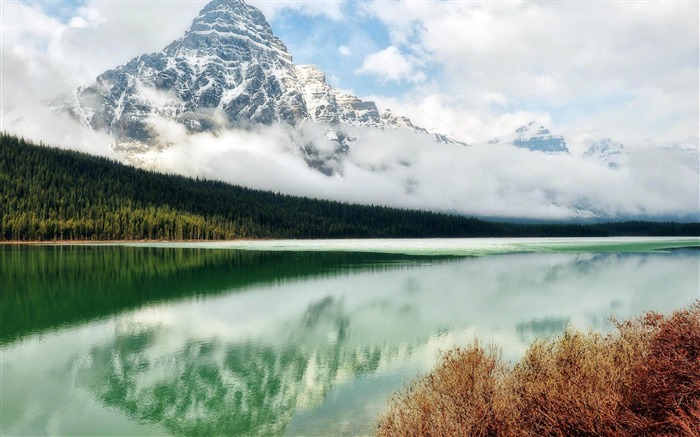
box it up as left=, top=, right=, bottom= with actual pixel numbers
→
left=67, top=0, right=306, bottom=150
left=295, top=64, right=381, bottom=128
left=583, top=138, right=625, bottom=168
left=65, top=0, right=462, bottom=158
left=295, top=64, right=467, bottom=146
left=489, top=121, right=569, bottom=154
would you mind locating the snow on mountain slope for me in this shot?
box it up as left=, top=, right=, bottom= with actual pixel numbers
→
left=583, top=138, right=625, bottom=168
left=67, top=0, right=305, bottom=151
left=489, top=121, right=569, bottom=154
left=65, top=0, right=462, bottom=160
left=295, top=64, right=467, bottom=147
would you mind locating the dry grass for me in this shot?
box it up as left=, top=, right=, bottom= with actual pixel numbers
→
left=377, top=301, right=700, bottom=437
left=628, top=304, right=700, bottom=436
left=377, top=342, right=505, bottom=437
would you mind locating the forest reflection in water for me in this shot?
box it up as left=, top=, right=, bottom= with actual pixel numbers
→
left=1, top=244, right=698, bottom=436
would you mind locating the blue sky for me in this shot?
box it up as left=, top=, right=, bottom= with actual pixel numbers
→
left=4, top=0, right=700, bottom=151
left=29, top=0, right=84, bottom=21
left=272, top=8, right=420, bottom=96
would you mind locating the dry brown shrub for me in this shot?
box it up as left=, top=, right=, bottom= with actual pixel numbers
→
left=377, top=341, right=505, bottom=437
left=499, top=331, right=643, bottom=436
left=667, top=399, right=700, bottom=437
left=628, top=302, right=700, bottom=436
left=377, top=301, right=700, bottom=437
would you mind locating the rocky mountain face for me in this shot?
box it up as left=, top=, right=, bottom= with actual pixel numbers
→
left=295, top=64, right=381, bottom=128
left=489, top=121, right=569, bottom=154
left=295, top=64, right=466, bottom=146
left=65, top=0, right=462, bottom=160
left=67, top=0, right=307, bottom=151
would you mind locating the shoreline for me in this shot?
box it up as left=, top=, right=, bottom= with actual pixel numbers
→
left=0, top=239, right=260, bottom=245
left=2, top=235, right=700, bottom=246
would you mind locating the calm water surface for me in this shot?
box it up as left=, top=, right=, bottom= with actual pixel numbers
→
left=2, top=238, right=699, bottom=436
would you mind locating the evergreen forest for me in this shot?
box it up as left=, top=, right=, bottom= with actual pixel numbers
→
left=1, top=133, right=698, bottom=241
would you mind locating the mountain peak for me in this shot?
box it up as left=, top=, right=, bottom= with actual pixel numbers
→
left=196, top=0, right=266, bottom=26
left=584, top=138, right=624, bottom=155
left=65, top=0, right=466, bottom=164
left=583, top=138, right=625, bottom=168
left=514, top=121, right=552, bottom=137
left=168, top=0, right=292, bottom=63
left=515, top=121, right=541, bottom=133
left=489, top=122, right=569, bottom=154
left=202, top=0, right=248, bottom=9
left=67, top=0, right=307, bottom=147
left=192, top=0, right=272, bottom=34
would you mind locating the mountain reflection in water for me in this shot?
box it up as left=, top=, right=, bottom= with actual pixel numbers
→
left=76, top=296, right=424, bottom=437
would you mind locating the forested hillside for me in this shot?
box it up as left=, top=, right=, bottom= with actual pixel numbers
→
left=1, top=133, right=698, bottom=241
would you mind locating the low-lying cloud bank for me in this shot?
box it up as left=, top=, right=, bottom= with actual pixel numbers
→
left=135, top=117, right=699, bottom=220
left=3, top=103, right=699, bottom=220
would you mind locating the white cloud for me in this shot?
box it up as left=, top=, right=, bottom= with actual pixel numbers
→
left=356, top=46, right=425, bottom=83
left=362, top=0, right=699, bottom=147
left=365, top=88, right=552, bottom=147
left=1, top=0, right=206, bottom=106
left=338, top=45, right=352, bottom=56
left=68, top=16, right=88, bottom=29
left=141, top=121, right=699, bottom=220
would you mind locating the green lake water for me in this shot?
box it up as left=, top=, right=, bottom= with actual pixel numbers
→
left=1, top=238, right=699, bottom=436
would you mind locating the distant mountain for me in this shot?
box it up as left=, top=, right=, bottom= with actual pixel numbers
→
left=583, top=138, right=625, bottom=168
left=489, top=121, right=569, bottom=154
left=64, top=0, right=463, bottom=165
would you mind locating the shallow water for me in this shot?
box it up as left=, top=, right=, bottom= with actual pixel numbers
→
left=2, top=239, right=698, bottom=436
left=109, top=236, right=700, bottom=255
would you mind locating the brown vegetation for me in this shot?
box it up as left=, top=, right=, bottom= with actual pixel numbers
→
left=377, top=302, right=700, bottom=436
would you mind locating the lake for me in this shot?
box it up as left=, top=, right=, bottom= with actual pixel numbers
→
left=2, top=238, right=699, bottom=436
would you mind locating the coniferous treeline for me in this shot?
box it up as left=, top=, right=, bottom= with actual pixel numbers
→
left=1, top=133, right=698, bottom=241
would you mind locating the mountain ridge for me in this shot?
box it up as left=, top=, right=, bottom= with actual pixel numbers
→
left=65, top=0, right=464, bottom=163
left=64, top=0, right=671, bottom=166
left=488, top=121, right=569, bottom=154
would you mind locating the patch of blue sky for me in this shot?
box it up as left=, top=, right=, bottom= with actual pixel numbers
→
left=28, top=0, right=439, bottom=100
left=24, top=0, right=85, bottom=23
left=269, top=4, right=427, bottom=99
